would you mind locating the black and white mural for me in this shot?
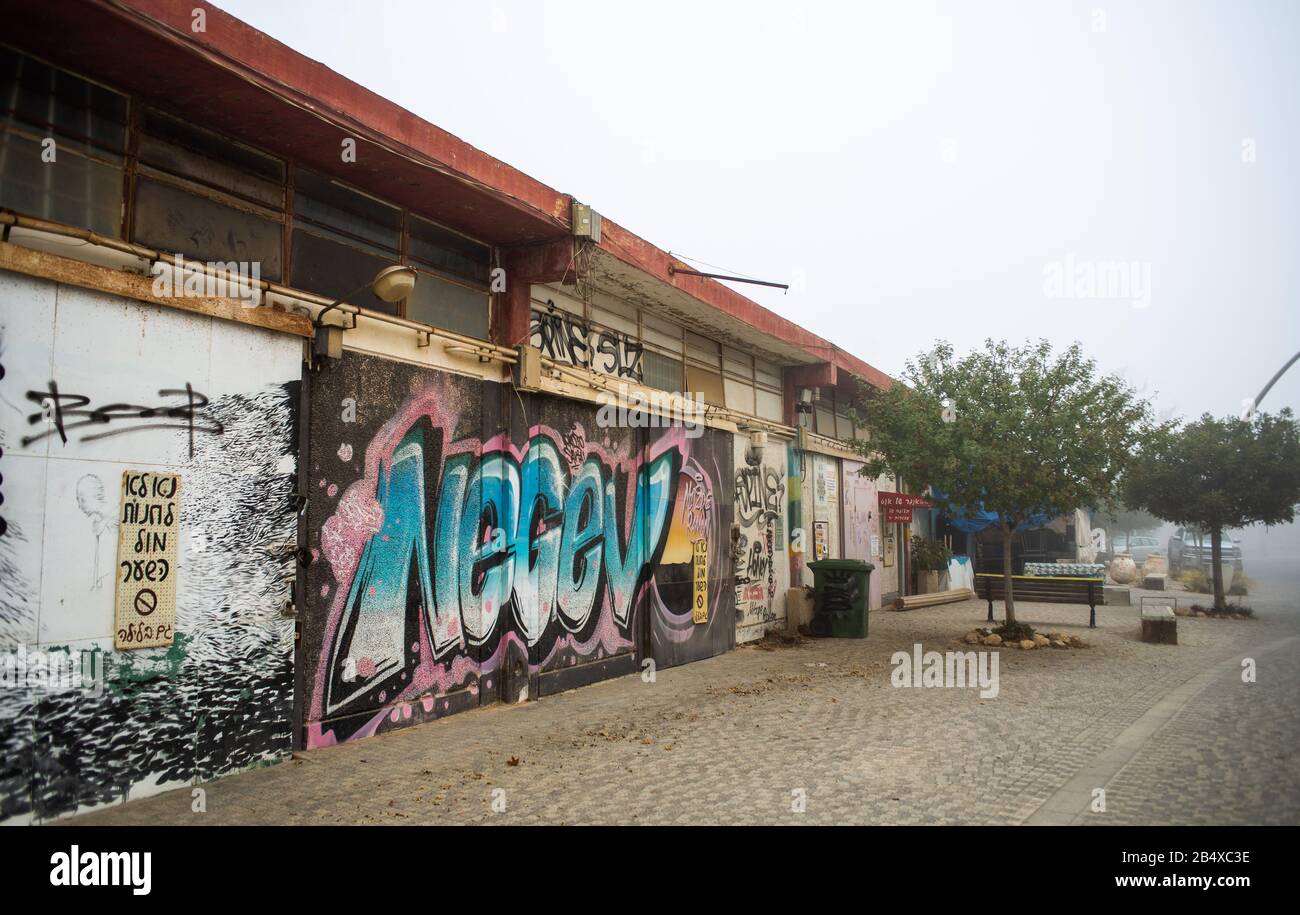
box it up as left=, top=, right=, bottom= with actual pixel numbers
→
left=0, top=274, right=299, bottom=823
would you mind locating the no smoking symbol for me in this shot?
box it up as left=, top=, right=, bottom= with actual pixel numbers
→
left=134, top=588, right=158, bottom=616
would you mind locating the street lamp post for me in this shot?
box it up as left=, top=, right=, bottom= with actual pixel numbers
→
left=1243, top=349, right=1300, bottom=420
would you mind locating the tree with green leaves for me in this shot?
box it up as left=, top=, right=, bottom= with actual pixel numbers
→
left=850, top=339, right=1155, bottom=624
left=1123, top=410, right=1300, bottom=611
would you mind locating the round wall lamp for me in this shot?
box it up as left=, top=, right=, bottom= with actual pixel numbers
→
left=313, top=265, right=419, bottom=361
left=370, top=265, right=418, bottom=303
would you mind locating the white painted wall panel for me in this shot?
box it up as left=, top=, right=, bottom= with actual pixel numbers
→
left=0, top=272, right=301, bottom=823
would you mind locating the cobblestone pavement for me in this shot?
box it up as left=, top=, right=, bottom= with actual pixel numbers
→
left=1077, top=634, right=1300, bottom=825
left=59, top=584, right=1300, bottom=826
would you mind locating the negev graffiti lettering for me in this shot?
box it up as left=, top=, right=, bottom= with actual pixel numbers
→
left=319, top=417, right=678, bottom=727
left=306, top=355, right=734, bottom=747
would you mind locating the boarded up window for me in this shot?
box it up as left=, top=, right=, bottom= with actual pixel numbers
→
left=685, top=331, right=720, bottom=368
left=688, top=365, right=727, bottom=406
left=722, top=346, right=753, bottom=380
left=756, top=388, right=784, bottom=422
left=724, top=377, right=755, bottom=414
left=290, top=228, right=396, bottom=314
left=755, top=358, right=782, bottom=390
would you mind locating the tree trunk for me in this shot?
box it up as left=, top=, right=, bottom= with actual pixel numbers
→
left=1001, top=523, right=1016, bottom=624
left=1210, top=527, right=1226, bottom=612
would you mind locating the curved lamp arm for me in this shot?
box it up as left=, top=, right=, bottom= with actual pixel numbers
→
left=1245, top=349, right=1300, bottom=419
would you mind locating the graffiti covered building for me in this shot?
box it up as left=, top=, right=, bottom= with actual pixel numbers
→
left=0, top=0, right=896, bottom=822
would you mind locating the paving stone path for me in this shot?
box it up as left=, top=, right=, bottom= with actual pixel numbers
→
left=58, top=583, right=1300, bottom=825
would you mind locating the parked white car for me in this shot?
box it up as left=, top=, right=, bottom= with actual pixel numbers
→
left=1110, top=533, right=1163, bottom=566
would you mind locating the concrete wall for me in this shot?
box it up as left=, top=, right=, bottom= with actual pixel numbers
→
left=300, top=350, right=734, bottom=747
left=0, top=272, right=300, bottom=823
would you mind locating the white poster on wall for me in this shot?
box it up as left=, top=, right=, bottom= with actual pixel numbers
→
left=113, top=471, right=181, bottom=650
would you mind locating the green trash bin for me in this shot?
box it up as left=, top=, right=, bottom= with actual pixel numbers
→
left=807, top=558, right=873, bottom=638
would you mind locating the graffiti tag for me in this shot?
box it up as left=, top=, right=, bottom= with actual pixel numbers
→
left=530, top=308, right=644, bottom=381
left=23, top=381, right=222, bottom=458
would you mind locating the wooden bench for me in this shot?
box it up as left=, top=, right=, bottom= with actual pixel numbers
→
left=976, top=573, right=1102, bottom=628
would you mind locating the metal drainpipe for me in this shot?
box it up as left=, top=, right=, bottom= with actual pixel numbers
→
left=899, top=477, right=909, bottom=597
left=290, top=346, right=313, bottom=751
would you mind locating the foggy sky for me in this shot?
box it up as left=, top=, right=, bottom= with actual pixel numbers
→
left=215, top=0, right=1300, bottom=426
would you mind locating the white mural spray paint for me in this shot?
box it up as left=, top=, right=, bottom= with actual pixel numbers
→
left=0, top=274, right=300, bottom=823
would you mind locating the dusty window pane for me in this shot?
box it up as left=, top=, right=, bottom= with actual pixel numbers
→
left=291, top=227, right=396, bottom=314
left=722, top=346, right=753, bottom=379
left=815, top=407, right=835, bottom=436
left=0, top=47, right=126, bottom=155
left=535, top=286, right=583, bottom=317
left=724, top=378, right=756, bottom=414
left=294, top=169, right=399, bottom=252
left=642, top=349, right=683, bottom=392
left=685, top=331, right=720, bottom=367
left=137, top=111, right=283, bottom=208
left=133, top=178, right=283, bottom=279
left=408, top=214, right=489, bottom=285
left=140, top=108, right=282, bottom=182
left=756, top=388, right=783, bottom=422
left=755, top=358, right=782, bottom=389
left=641, top=317, right=682, bottom=352
left=406, top=270, right=488, bottom=339
left=589, top=305, right=637, bottom=338
left=0, top=129, right=121, bottom=235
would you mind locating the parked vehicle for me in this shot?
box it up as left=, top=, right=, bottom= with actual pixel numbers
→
left=1168, top=527, right=1244, bottom=573
left=1111, top=533, right=1162, bottom=566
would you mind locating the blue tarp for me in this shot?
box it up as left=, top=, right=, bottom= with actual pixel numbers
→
left=930, top=488, right=1050, bottom=533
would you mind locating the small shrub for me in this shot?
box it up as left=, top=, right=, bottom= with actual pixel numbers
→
left=1177, top=569, right=1212, bottom=593
left=1188, top=602, right=1254, bottom=618
left=993, top=621, right=1036, bottom=642
left=1180, top=568, right=1249, bottom=596
left=910, top=535, right=953, bottom=572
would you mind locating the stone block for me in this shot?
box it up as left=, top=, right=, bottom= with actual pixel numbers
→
left=1140, top=606, right=1177, bottom=644
left=1141, top=618, right=1178, bottom=644
left=1103, top=585, right=1131, bottom=606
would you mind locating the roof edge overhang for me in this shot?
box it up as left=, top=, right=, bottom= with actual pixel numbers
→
left=5, top=0, right=893, bottom=391
left=594, top=218, right=893, bottom=391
